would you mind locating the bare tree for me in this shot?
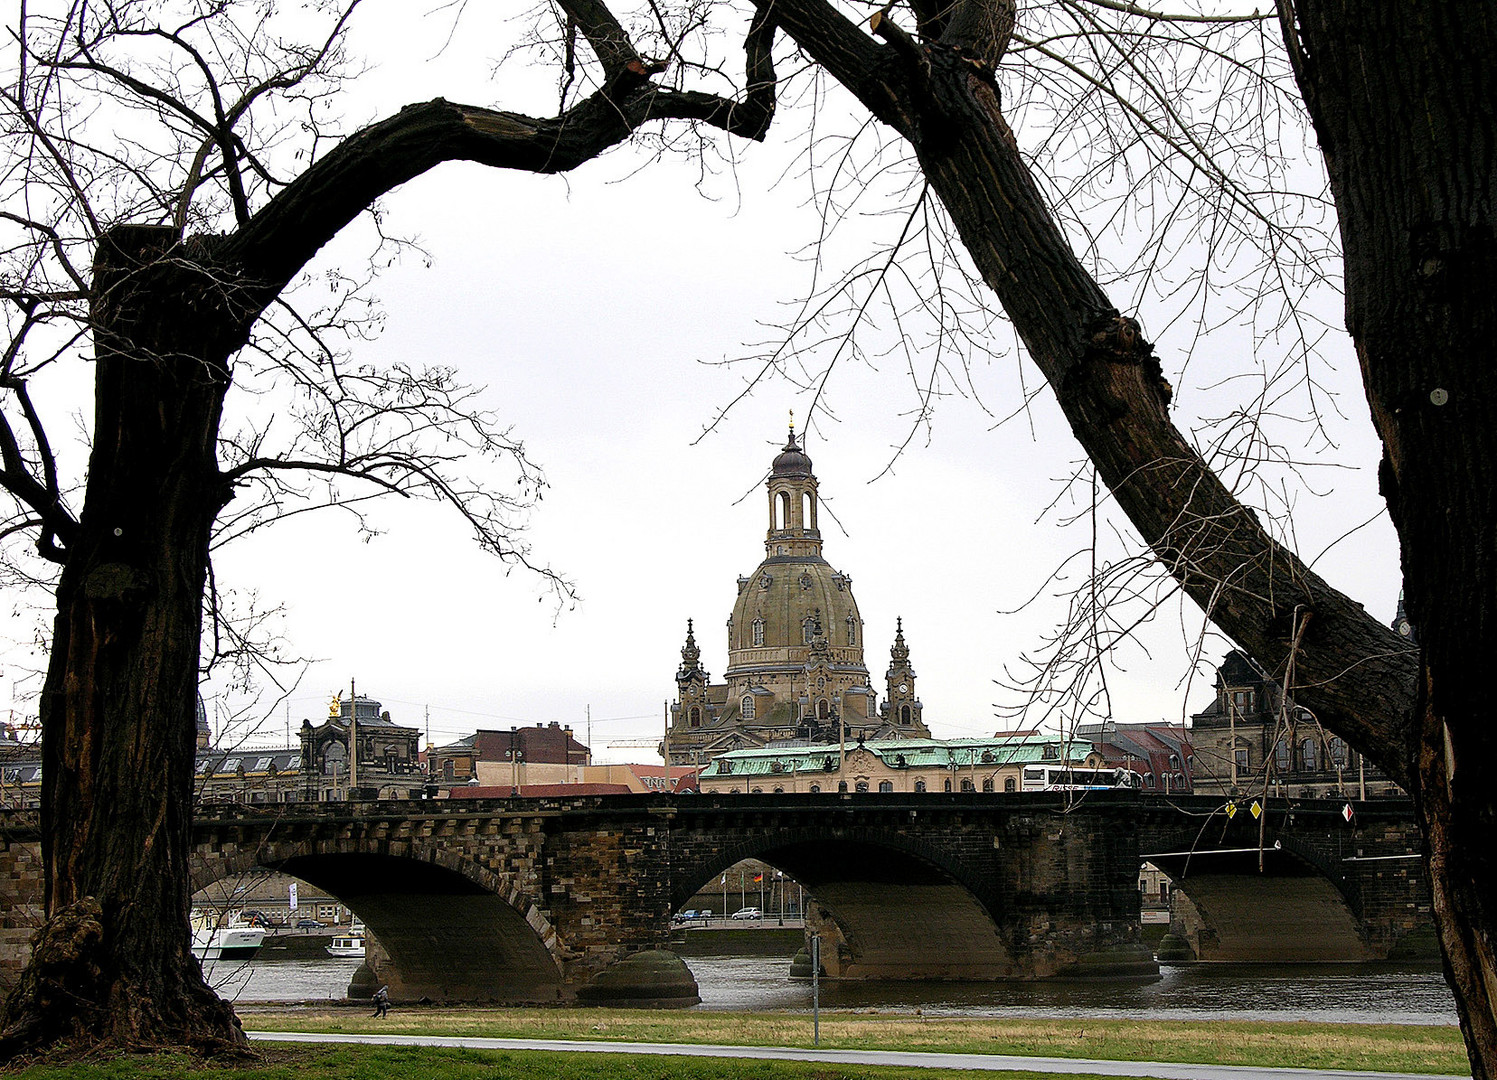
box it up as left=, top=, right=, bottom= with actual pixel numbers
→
left=720, top=0, right=1491, bottom=1072
left=0, top=0, right=772, bottom=1054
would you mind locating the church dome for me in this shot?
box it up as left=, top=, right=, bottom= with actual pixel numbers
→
left=771, top=432, right=813, bottom=478
left=727, top=554, right=863, bottom=673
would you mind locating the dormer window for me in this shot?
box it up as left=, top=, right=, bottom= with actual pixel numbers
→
left=752, top=618, right=764, bottom=647
left=803, top=617, right=816, bottom=644
left=846, top=616, right=857, bottom=646
left=742, top=696, right=755, bottom=721
left=1228, top=688, right=1256, bottom=712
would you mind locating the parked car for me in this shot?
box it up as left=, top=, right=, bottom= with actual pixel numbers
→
left=295, top=918, right=325, bottom=929
left=731, top=907, right=762, bottom=920
left=672, top=909, right=698, bottom=923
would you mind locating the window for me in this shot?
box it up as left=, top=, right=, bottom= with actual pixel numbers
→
left=752, top=618, right=764, bottom=647
left=1234, top=748, right=1250, bottom=771
left=1004, top=777, right=1016, bottom=792
left=1230, top=689, right=1257, bottom=711
left=1329, top=737, right=1348, bottom=769
left=838, top=781, right=849, bottom=793
left=878, top=780, right=893, bottom=792
left=1274, top=739, right=1291, bottom=772
left=809, top=783, right=822, bottom=793
left=1168, top=754, right=1180, bottom=770
left=1145, top=772, right=1155, bottom=788
left=899, top=704, right=911, bottom=724
left=690, top=706, right=701, bottom=728
left=742, top=696, right=755, bottom=721
left=961, top=779, right=975, bottom=792
left=442, top=759, right=454, bottom=781
left=855, top=780, right=869, bottom=793
left=944, top=779, right=953, bottom=792
left=752, top=787, right=763, bottom=794
left=914, top=780, right=926, bottom=793
left=773, top=786, right=784, bottom=794
left=982, top=778, right=994, bottom=792
left=846, top=616, right=857, bottom=646
left=818, top=699, right=830, bottom=720
left=1301, top=738, right=1319, bottom=771
left=777, top=490, right=790, bottom=529
left=803, top=617, right=817, bottom=644
left=1042, top=744, right=1059, bottom=761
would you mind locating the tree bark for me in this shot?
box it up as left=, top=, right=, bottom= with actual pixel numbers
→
left=1284, top=2, right=1497, bottom=1074
left=0, top=226, right=248, bottom=1054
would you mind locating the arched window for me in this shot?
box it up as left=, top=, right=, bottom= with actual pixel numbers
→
left=752, top=787, right=763, bottom=794
left=729, top=787, right=740, bottom=794
left=855, top=780, right=869, bottom=793
left=1274, top=739, right=1291, bottom=772
left=809, top=783, right=822, bottom=793
left=817, top=699, right=830, bottom=720
left=899, top=704, right=911, bottom=724
left=1169, top=753, right=1180, bottom=770
left=961, top=778, right=975, bottom=792
left=1145, top=772, right=1155, bottom=788
left=773, top=786, right=784, bottom=794
left=1004, top=777, right=1016, bottom=792
left=803, top=617, right=816, bottom=644
left=742, top=696, right=755, bottom=721
left=802, top=491, right=814, bottom=529
left=982, top=777, right=994, bottom=792
left=878, top=780, right=893, bottom=793
left=914, top=780, right=926, bottom=793
left=777, top=490, right=791, bottom=529
left=689, top=706, right=701, bottom=728
left=846, top=616, right=857, bottom=646
left=442, top=759, right=454, bottom=781
left=752, top=618, right=764, bottom=647
left=1329, top=737, right=1348, bottom=768
left=838, top=781, right=849, bottom=793
left=1301, top=737, right=1319, bottom=771
left=943, top=778, right=953, bottom=792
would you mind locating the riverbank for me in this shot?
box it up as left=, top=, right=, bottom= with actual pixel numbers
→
left=235, top=1005, right=1471, bottom=1075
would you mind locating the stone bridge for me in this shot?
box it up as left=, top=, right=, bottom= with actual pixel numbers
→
left=0, top=792, right=1431, bottom=1002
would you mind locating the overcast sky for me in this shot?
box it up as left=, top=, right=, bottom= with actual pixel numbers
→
left=0, top=3, right=1402, bottom=761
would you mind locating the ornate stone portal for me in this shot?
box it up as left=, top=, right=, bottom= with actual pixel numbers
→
left=666, top=425, right=932, bottom=767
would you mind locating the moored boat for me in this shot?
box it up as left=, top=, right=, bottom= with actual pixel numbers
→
left=191, top=909, right=266, bottom=961
left=325, top=932, right=366, bottom=958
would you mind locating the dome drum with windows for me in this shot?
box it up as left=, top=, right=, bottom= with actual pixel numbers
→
left=666, top=423, right=931, bottom=767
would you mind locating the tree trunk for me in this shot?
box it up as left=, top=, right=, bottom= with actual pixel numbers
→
left=1285, top=3, right=1497, bottom=1075
left=0, top=226, right=246, bottom=1055
left=760, top=0, right=1489, bottom=1073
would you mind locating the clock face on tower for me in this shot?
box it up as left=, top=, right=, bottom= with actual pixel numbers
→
left=898, top=682, right=908, bottom=693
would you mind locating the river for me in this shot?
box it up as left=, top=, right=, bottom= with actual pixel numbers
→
left=209, top=953, right=1457, bottom=1026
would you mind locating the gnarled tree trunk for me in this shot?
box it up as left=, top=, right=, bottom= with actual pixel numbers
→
left=0, top=226, right=246, bottom=1054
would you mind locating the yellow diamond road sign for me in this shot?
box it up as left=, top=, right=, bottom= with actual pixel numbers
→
left=1250, top=800, right=1263, bottom=819
left=1225, top=802, right=1237, bottom=819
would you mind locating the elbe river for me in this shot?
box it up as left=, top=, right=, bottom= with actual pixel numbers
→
left=209, top=953, right=1457, bottom=1025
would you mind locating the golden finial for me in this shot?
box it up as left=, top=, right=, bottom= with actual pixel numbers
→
left=328, top=692, right=342, bottom=718
left=789, top=409, right=795, bottom=439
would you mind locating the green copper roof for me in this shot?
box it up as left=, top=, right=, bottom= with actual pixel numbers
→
left=703, top=736, right=1096, bottom=776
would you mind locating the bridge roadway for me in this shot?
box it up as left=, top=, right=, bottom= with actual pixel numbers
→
left=0, top=792, right=1430, bottom=1003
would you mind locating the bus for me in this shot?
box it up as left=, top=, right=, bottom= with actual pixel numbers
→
left=1020, top=765, right=1142, bottom=792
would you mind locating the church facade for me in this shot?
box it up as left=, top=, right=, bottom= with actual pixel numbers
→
left=665, top=426, right=932, bottom=767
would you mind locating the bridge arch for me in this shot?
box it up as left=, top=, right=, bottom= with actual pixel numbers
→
left=1141, top=829, right=1374, bottom=962
left=676, top=822, right=1022, bottom=979
left=192, top=837, right=566, bottom=1001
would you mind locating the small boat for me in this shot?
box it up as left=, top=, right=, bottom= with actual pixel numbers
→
left=326, top=932, right=366, bottom=958
left=191, top=909, right=265, bottom=961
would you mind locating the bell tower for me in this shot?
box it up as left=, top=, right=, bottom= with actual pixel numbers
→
left=674, top=620, right=710, bottom=730
left=882, top=617, right=924, bottom=730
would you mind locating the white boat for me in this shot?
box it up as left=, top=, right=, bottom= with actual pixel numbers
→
left=191, top=910, right=265, bottom=961
left=325, top=932, right=366, bottom=958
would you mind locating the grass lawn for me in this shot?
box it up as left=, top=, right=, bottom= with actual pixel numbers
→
left=0, top=1044, right=1111, bottom=1080
left=235, top=1005, right=1471, bottom=1075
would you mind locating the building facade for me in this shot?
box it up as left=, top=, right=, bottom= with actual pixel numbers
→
left=666, top=426, right=932, bottom=766
left=697, top=734, right=1107, bottom=795
left=297, top=692, right=424, bottom=801
left=1187, top=650, right=1402, bottom=800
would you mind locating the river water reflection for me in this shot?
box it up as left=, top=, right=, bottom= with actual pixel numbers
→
left=214, top=954, right=1456, bottom=1026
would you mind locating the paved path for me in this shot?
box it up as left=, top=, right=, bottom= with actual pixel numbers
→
left=247, top=1030, right=1467, bottom=1080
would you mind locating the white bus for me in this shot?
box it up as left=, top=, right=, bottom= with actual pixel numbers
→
left=1020, top=765, right=1141, bottom=792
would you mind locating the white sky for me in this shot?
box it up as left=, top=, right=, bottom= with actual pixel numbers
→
left=0, top=3, right=1403, bottom=761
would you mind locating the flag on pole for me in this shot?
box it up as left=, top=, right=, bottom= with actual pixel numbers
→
left=754, top=873, right=764, bottom=883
